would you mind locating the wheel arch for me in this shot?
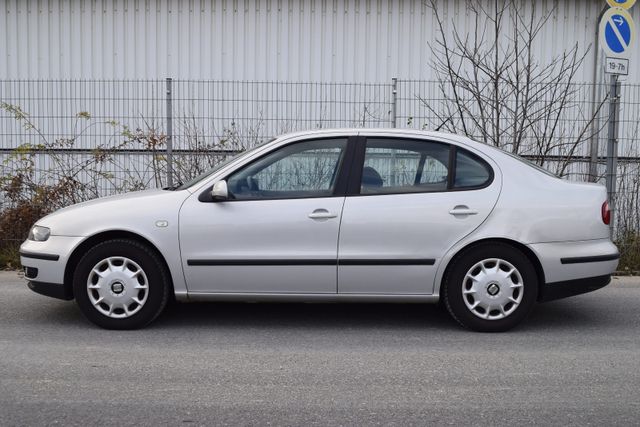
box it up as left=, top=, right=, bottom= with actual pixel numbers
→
left=63, top=230, right=174, bottom=299
left=438, top=238, right=546, bottom=298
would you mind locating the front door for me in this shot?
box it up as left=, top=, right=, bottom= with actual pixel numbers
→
left=337, top=137, right=501, bottom=294
left=180, top=138, right=350, bottom=294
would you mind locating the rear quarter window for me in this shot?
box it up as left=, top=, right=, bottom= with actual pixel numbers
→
left=454, top=149, right=492, bottom=189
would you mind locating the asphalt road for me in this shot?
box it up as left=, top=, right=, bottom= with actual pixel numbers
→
left=1, top=272, right=639, bottom=426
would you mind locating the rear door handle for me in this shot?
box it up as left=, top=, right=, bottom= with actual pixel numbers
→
left=308, top=209, right=337, bottom=220
left=449, top=205, right=478, bottom=216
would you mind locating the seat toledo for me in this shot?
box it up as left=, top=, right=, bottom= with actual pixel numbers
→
left=20, top=129, right=619, bottom=331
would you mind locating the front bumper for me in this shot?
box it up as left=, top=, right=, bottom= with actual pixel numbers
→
left=27, top=280, right=74, bottom=300
left=20, top=236, right=84, bottom=299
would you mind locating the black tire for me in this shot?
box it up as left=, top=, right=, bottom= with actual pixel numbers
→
left=72, top=239, right=170, bottom=330
left=442, top=242, right=538, bottom=332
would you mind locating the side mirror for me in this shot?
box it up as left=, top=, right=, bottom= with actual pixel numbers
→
left=211, top=180, right=229, bottom=202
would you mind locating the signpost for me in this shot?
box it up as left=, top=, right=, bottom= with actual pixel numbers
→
left=599, top=2, right=636, bottom=232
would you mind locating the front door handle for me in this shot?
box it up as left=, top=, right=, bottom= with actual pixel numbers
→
left=449, top=205, right=478, bottom=216
left=308, top=209, right=337, bottom=220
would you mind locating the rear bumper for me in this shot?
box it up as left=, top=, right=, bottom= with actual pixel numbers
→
left=539, top=274, right=611, bottom=302
left=528, top=239, right=619, bottom=284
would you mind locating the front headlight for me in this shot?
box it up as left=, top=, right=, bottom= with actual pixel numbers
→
left=28, top=225, right=50, bottom=241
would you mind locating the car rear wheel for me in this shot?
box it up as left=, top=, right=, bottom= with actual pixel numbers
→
left=442, top=243, right=538, bottom=332
left=73, top=239, right=170, bottom=329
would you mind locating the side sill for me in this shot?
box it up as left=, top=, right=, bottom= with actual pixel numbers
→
left=538, top=274, right=611, bottom=303
left=27, top=280, right=74, bottom=301
left=185, top=292, right=440, bottom=303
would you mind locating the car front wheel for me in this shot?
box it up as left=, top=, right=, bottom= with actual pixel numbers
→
left=72, top=239, right=170, bottom=329
left=442, top=243, right=538, bottom=332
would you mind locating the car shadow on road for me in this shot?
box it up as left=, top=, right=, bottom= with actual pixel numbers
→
left=522, top=298, right=616, bottom=331
left=155, top=301, right=460, bottom=331
left=24, top=292, right=618, bottom=334
left=150, top=295, right=614, bottom=333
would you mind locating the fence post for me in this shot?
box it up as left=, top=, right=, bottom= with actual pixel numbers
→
left=605, top=74, right=620, bottom=234
left=587, top=82, right=601, bottom=183
left=165, top=78, right=174, bottom=188
left=391, top=77, right=397, bottom=128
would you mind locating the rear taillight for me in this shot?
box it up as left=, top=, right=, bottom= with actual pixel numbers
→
left=602, top=201, right=611, bottom=225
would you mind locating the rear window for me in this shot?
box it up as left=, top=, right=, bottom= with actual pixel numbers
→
left=495, top=147, right=559, bottom=178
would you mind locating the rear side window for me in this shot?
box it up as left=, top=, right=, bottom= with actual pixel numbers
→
left=360, top=138, right=450, bottom=194
left=357, top=138, right=493, bottom=195
left=454, top=149, right=492, bottom=188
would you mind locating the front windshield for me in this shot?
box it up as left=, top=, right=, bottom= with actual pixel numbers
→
left=173, top=138, right=276, bottom=190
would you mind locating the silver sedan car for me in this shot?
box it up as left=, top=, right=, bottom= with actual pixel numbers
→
left=20, top=129, right=619, bottom=331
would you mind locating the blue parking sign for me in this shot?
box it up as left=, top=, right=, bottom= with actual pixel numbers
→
left=606, top=0, right=636, bottom=9
left=600, top=8, right=636, bottom=57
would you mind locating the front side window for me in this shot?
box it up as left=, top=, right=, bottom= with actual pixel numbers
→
left=360, top=138, right=450, bottom=194
left=227, top=138, right=347, bottom=200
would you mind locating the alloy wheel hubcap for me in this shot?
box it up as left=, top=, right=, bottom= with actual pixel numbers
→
left=462, top=258, right=524, bottom=320
left=86, top=256, right=149, bottom=319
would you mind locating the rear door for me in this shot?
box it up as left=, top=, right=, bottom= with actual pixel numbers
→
left=337, top=136, right=501, bottom=294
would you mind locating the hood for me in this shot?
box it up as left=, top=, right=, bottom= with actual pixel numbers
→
left=37, top=189, right=190, bottom=237
left=51, top=189, right=165, bottom=214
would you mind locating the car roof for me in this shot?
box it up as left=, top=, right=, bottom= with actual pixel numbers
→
left=275, top=128, right=472, bottom=144
left=274, top=128, right=499, bottom=159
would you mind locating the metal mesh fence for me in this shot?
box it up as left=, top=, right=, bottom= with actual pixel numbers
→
left=0, top=79, right=393, bottom=150
left=396, top=80, right=620, bottom=177
left=1, top=78, right=639, bottom=251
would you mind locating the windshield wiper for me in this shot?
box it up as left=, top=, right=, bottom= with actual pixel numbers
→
left=163, top=182, right=183, bottom=191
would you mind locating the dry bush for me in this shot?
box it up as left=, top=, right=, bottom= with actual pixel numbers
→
left=424, top=0, right=607, bottom=177
left=0, top=104, right=261, bottom=267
